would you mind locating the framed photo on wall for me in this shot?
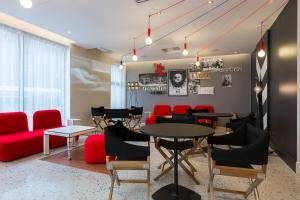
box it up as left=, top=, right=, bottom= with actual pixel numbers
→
left=168, top=69, right=188, bottom=96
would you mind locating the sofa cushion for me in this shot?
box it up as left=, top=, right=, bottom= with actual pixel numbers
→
left=153, top=105, right=171, bottom=116
left=0, top=112, right=29, bottom=135
left=0, top=131, right=43, bottom=161
left=173, top=105, right=192, bottom=115
left=33, top=110, right=62, bottom=131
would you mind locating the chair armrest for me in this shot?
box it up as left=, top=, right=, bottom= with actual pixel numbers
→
left=208, top=128, right=245, bottom=146
left=226, top=120, right=244, bottom=131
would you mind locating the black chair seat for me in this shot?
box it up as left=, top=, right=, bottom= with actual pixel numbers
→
left=158, top=139, right=194, bottom=151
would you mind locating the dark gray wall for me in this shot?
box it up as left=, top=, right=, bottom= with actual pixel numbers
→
left=268, top=0, right=297, bottom=171
left=126, top=54, right=251, bottom=119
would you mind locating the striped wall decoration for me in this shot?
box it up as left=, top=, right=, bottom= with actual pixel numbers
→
left=256, top=53, right=268, bottom=130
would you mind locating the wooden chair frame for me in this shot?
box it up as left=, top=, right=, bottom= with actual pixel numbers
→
left=154, top=137, right=200, bottom=185
left=106, top=156, right=151, bottom=200
left=92, top=116, right=105, bottom=130
left=207, top=145, right=266, bottom=200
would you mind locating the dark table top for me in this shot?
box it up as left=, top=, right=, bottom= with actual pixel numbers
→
left=140, top=123, right=214, bottom=138
left=192, top=112, right=233, bottom=118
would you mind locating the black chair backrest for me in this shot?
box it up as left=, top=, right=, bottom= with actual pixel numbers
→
left=187, top=108, right=209, bottom=115
left=156, top=116, right=195, bottom=124
left=91, top=106, right=105, bottom=116
left=105, top=109, right=129, bottom=119
left=130, top=106, right=143, bottom=116
left=172, top=114, right=197, bottom=124
left=245, top=124, right=270, bottom=165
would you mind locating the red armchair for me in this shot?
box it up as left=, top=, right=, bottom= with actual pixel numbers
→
left=0, top=112, right=43, bottom=161
left=145, top=105, right=172, bottom=125
left=194, top=105, right=215, bottom=126
left=33, top=110, right=67, bottom=148
left=173, top=105, right=192, bottom=115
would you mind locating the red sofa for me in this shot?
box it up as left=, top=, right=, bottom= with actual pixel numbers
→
left=0, top=112, right=43, bottom=161
left=173, top=105, right=192, bottom=115
left=0, top=110, right=67, bottom=162
left=33, top=110, right=67, bottom=149
left=145, top=105, right=172, bottom=125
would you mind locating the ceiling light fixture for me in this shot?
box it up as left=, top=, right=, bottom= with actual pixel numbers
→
left=145, top=16, right=153, bottom=45
left=182, top=37, right=188, bottom=56
left=132, top=38, right=138, bottom=61
left=258, top=22, right=266, bottom=58
left=208, top=0, right=214, bottom=4
left=20, top=0, right=32, bottom=8
left=119, top=58, right=124, bottom=70
left=195, top=56, right=200, bottom=67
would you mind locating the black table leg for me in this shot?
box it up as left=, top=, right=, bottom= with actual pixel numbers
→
left=174, top=138, right=178, bottom=196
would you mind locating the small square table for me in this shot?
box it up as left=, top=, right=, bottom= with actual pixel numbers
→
left=44, top=125, right=97, bottom=160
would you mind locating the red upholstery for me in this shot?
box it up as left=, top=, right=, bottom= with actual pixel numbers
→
left=0, top=112, right=29, bottom=135
left=0, top=112, right=43, bottom=161
left=145, top=105, right=172, bottom=125
left=33, top=110, right=67, bottom=148
left=173, top=105, right=192, bottom=115
left=194, top=105, right=215, bottom=125
left=84, top=134, right=106, bottom=164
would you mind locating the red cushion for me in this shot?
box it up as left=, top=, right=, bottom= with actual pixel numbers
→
left=33, top=129, right=67, bottom=149
left=0, top=131, right=43, bottom=161
left=197, top=119, right=213, bottom=125
left=145, top=115, right=156, bottom=125
left=173, top=105, right=192, bottom=115
left=194, top=105, right=214, bottom=112
left=153, top=105, right=171, bottom=116
left=0, top=112, right=29, bottom=135
left=33, top=110, right=62, bottom=131
left=84, top=134, right=106, bottom=164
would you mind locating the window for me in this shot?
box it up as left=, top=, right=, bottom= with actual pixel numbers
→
left=0, top=24, right=69, bottom=127
left=110, top=65, right=126, bottom=108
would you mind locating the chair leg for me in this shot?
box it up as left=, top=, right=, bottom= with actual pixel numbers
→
left=147, top=168, right=150, bottom=200
left=249, top=179, right=260, bottom=200
left=108, top=171, right=116, bottom=200
left=154, top=166, right=173, bottom=181
left=244, top=179, right=263, bottom=199
left=115, top=170, right=120, bottom=186
left=209, top=174, right=214, bottom=200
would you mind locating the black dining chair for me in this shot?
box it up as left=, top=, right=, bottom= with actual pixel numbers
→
left=207, top=123, right=269, bottom=200
left=91, top=106, right=105, bottom=130
left=226, top=112, right=256, bottom=131
left=104, top=109, right=130, bottom=126
left=154, top=116, right=200, bottom=184
left=129, top=106, right=143, bottom=129
left=104, top=121, right=150, bottom=200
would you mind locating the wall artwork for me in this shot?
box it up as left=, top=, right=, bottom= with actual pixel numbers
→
left=198, top=87, right=215, bottom=95
left=189, top=71, right=212, bottom=80
left=168, top=69, right=188, bottom=96
left=139, top=73, right=167, bottom=95
left=188, top=79, right=200, bottom=94
left=222, top=74, right=232, bottom=87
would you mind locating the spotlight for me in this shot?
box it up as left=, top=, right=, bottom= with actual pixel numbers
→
left=20, top=0, right=32, bottom=8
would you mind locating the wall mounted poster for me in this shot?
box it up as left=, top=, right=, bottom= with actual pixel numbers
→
left=222, top=74, right=232, bottom=87
left=188, top=79, right=200, bottom=94
left=139, top=73, right=167, bottom=95
left=168, top=69, right=188, bottom=96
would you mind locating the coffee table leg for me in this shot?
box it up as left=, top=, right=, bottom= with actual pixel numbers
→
left=67, top=137, right=72, bottom=160
left=44, top=134, right=50, bottom=155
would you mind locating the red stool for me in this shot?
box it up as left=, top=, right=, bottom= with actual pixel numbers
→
left=84, top=134, right=106, bottom=164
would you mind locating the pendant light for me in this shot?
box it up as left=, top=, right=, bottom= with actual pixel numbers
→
left=195, top=56, right=200, bottom=67
left=182, top=37, right=188, bottom=56
left=145, top=16, right=153, bottom=45
left=254, top=83, right=262, bottom=94
left=119, top=58, right=124, bottom=70
left=258, top=22, right=266, bottom=58
left=20, top=0, right=32, bottom=8
left=132, top=38, right=138, bottom=61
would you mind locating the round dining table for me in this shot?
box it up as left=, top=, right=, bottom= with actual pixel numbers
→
left=192, top=112, right=233, bottom=118
left=140, top=123, right=214, bottom=200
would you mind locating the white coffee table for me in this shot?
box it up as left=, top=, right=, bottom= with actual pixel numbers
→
left=44, top=125, right=97, bottom=160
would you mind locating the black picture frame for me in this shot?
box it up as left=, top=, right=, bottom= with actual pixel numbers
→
left=168, top=69, right=188, bottom=96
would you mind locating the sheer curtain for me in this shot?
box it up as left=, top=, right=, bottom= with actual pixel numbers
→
left=0, top=24, right=69, bottom=127
left=0, top=25, right=21, bottom=112
left=110, top=65, right=126, bottom=108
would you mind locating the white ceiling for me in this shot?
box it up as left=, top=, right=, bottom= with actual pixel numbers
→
left=0, top=0, right=286, bottom=62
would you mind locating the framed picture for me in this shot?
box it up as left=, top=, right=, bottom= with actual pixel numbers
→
left=168, top=69, right=188, bottom=96
left=222, top=74, right=232, bottom=87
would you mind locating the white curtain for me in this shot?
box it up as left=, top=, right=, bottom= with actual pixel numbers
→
left=110, top=65, right=126, bottom=108
left=0, top=25, right=21, bottom=112
left=0, top=24, right=69, bottom=127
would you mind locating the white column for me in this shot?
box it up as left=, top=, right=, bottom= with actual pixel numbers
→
left=297, top=0, right=300, bottom=173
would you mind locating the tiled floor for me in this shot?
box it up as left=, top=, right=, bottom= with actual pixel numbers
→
left=0, top=143, right=300, bottom=200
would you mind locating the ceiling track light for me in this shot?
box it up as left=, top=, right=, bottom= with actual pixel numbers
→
left=145, top=16, right=153, bottom=45
left=258, top=22, right=266, bottom=58
left=20, top=0, right=32, bottom=8
left=132, top=38, right=138, bottom=61
left=182, top=37, right=188, bottom=56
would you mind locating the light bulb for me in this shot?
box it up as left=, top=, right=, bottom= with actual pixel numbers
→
left=20, top=0, right=32, bottom=8
left=195, top=61, right=200, bottom=67
left=132, top=54, right=138, bottom=61
left=119, top=64, right=124, bottom=70
left=254, top=85, right=262, bottom=94
left=258, top=49, right=266, bottom=58
left=145, top=37, right=153, bottom=45
left=182, top=49, right=188, bottom=56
